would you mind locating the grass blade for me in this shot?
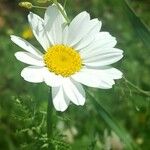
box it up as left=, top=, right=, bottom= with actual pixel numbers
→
left=87, top=89, right=138, bottom=150
left=122, top=0, right=150, bottom=48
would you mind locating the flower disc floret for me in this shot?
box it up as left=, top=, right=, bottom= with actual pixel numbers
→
left=44, top=45, right=82, bottom=77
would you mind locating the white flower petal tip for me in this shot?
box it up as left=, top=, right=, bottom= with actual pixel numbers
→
left=44, top=4, right=66, bottom=44
left=28, top=12, right=50, bottom=50
left=21, top=66, right=44, bottom=83
left=111, top=68, right=123, bottom=78
left=14, top=52, right=45, bottom=66
left=67, top=11, right=104, bottom=46
left=82, top=49, right=123, bottom=67
left=63, top=79, right=85, bottom=106
left=52, top=86, right=70, bottom=112
left=11, top=35, right=43, bottom=58
left=72, top=67, right=122, bottom=89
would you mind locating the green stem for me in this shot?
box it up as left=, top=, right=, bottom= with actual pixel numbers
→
left=53, top=0, right=70, bottom=23
left=63, top=0, right=68, bottom=8
left=31, top=1, right=70, bottom=23
left=47, top=88, right=54, bottom=149
left=32, top=5, right=47, bottom=9
left=123, top=77, right=150, bottom=97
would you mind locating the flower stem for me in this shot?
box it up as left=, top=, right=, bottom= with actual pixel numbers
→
left=53, top=0, right=70, bottom=23
left=123, top=77, right=150, bottom=97
left=47, top=88, right=54, bottom=149
left=63, top=0, right=68, bottom=8
left=32, top=5, right=47, bottom=9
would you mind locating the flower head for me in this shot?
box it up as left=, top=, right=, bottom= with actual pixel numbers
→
left=11, top=4, right=123, bottom=111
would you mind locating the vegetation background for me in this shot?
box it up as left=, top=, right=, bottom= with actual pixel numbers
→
left=0, top=0, right=149, bottom=149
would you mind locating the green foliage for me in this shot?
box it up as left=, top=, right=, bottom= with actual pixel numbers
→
left=0, top=0, right=150, bottom=150
left=122, top=0, right=150, bottom=49
left=87, top=89, right=137, bottom=150
left=0, top=97, right=71, bottom=150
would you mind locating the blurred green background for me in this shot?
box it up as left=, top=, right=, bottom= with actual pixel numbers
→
left=0, top=0, right=150, bottom=150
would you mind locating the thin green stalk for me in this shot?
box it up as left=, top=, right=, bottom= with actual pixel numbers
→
left=63, top=0, right=68, bottom=8
left=123, top=77, right=150, bottom=97
left=53, top=0, right=70, bottom=23
left=32, top=5, right=47, bottom=9
left=47, top=88, right=54, bottom=149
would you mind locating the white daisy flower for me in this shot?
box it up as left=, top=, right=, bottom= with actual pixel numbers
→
left=11, top=4, right=123, bottom=112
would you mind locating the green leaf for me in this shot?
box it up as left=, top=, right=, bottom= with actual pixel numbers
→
left=87, top=89, right=138, bottom=150
left=122, top=0, right=150, bottom=48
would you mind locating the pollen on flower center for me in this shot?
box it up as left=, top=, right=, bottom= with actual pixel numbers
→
left=44, top=45, right=82, bottom=77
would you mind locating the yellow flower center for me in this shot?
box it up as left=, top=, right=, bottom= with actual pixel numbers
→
left=44, top=45, right=82, bottom=77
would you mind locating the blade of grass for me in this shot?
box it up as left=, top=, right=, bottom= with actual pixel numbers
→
left=86, top=89, right=138, bottom=150
left=122, top=0, right=150, bottom=48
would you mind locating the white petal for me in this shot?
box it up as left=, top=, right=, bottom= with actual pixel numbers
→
left=83, top=54, right=123, bottom=66
left=62, top=25, right=69, bottom=45
left=81, top=47, right=122, bottom=59
left=28, top=12, right=50, bottom=50
left=73, top=19, right=102, bottom=50
left=80, top=32, right=117, bottom=54
left=101, top=67, right=123, bottom=79
left=11, top=35, right=43, bottom=58
left=73, top=35, right=95, bottom=51
left=66, top=11, right=90, bottom=46
left=15, top=52, right=45, bottom=66
left=67, top=13, right=102, bottom=47
left=82, top=48, right=123, bottom=67
left=63, top=78, right=85, bottom=106
left=44, top=5, right=66, bottom=44
left=72, top=67, right=122, bottom=89
left=52, top=86, right=70, bottom=112
left=43, top=68, right=63, bottom=87
left=21, top=66, right=44, bottom=83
